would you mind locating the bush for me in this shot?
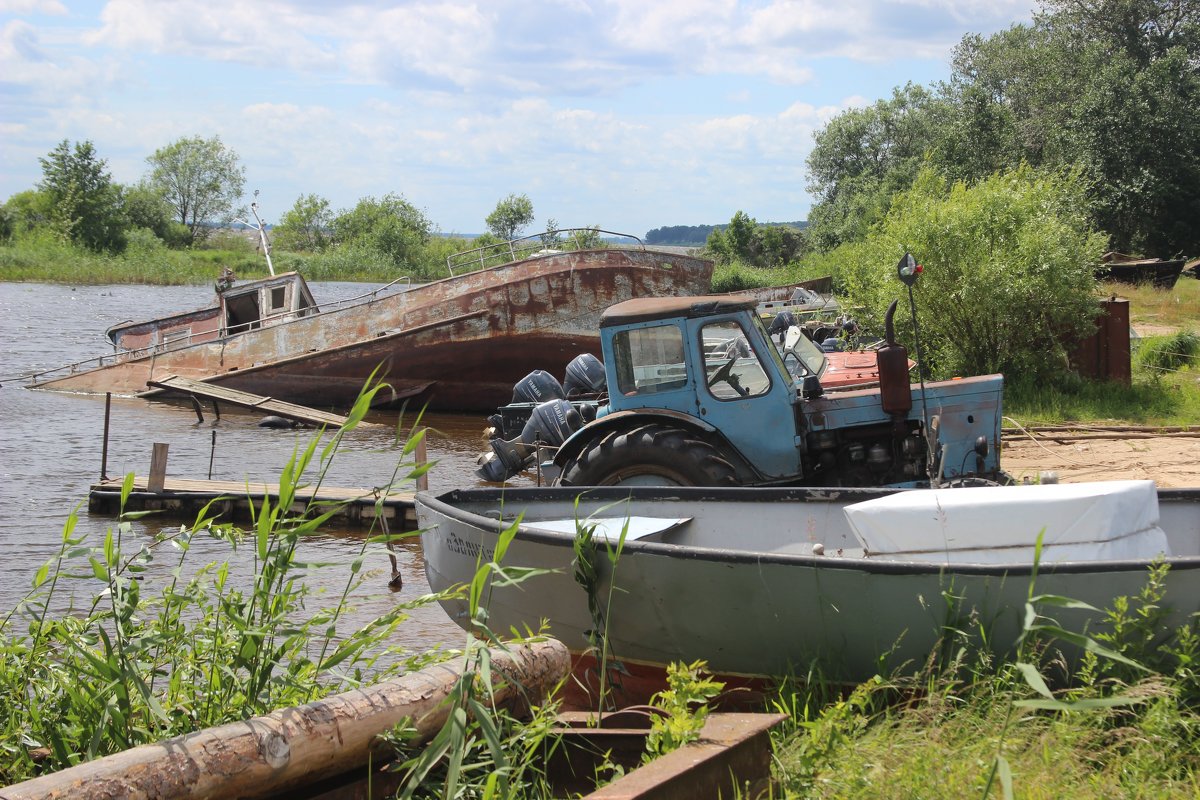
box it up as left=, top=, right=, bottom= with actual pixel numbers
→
left=822, top=166, right=1106, bottom=381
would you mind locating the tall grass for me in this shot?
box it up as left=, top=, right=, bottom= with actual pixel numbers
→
left=0, top=378, right=438, bottom=783
left=769, top=559, right=1200, bottom=798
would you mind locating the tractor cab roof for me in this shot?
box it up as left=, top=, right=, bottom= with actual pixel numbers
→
left=600, top=295, right=758, bottom=328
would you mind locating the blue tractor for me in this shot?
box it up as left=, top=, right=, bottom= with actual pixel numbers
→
left=480, top=256, right=1007, bottom=488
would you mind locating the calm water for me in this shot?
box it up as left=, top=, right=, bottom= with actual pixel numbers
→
left=0, top=281, right=534, bottom=654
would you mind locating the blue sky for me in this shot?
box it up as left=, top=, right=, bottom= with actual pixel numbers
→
left=1, top=0, right=1039, bottom=237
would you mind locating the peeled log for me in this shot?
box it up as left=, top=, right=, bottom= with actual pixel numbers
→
left=2, top=639, right=570, bottom=800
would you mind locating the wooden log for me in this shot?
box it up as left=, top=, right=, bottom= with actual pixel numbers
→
left=1, top=639, right=570, bottom=800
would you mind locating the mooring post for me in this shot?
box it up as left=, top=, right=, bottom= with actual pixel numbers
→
left=415, top=427, right=429, bottom=491
left=208, top=430, right=216, bottom=480
left=100, top=392, right=112, bottom=482
left=148, top=442, right=169, bottom=493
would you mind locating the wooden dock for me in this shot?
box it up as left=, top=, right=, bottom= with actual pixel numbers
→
left=88, top=475, right=417, bottom=529
left=145, top=375, right=372, bottom=428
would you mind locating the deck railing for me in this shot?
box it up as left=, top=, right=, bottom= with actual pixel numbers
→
left=445, top=228, right=643, bottom=276
left=22, top=276, right=413, bottom=387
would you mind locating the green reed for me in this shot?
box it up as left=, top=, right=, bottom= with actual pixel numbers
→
left=0, top=376, right=440, bottom=782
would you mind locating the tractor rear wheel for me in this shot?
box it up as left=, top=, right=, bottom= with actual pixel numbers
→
left=558, top=424, right=740, bottom=487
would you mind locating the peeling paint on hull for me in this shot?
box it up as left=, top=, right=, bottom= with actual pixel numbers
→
left=29, top=249, right=713, bottom=412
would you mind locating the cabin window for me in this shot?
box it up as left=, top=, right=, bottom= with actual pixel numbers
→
left=701, top=320, right=771, bottom=400
left=270, top=286, right=287, bottom=310
left=613, top=324, right=687, bottom=396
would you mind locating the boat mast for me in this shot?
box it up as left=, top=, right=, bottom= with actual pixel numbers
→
left=239, top=190, right=275, bottom=276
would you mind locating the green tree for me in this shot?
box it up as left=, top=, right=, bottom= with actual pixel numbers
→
left=145, top=135, right=246, bottom=242
left=940, top=0, right=1200, bottom=255
left=121, top=181, right=189, bottom=246
left=805, top=84, right=945, bottom=251
left=331, top=193, right=431, bottom=269
left=705, top=210, right=757, bottom=264
left=38, top=139, right=125, bottom=252
left=2, top=189, right=54, bottom=234
left=830, top=166, right=1104, bottom=382
left=274, top=193, right=333, bottom=252
left=485, top=193, right=534, bottom=241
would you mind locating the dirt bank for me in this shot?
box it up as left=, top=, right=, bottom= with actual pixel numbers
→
left=1002, top=435, right=1200, bottom=487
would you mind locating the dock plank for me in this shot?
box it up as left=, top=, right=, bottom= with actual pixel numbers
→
left=145, top=375, right=365, bottom=428
left=88, top=475, right=417, bottom=529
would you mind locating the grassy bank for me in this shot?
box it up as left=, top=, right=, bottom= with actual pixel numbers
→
left=0, top=233, right=465, bottom=285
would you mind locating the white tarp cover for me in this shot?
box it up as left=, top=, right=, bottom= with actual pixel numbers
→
left=843, top=481, right=1169, bottom=564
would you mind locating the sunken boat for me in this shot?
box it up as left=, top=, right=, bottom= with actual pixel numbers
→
left=25, top=231, right=714, bottom=412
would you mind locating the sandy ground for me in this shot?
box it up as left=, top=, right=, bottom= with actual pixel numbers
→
left=1002, top=435, right=1200, bottom=487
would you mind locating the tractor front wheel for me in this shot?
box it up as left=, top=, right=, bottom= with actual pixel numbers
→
left=558, top=424, right=739, bottom=487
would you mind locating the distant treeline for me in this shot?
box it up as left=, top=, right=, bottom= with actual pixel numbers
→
left=645, top=221, right=807, bottom=245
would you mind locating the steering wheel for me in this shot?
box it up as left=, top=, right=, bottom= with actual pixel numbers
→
left=707, top=356, right=749, bottom=396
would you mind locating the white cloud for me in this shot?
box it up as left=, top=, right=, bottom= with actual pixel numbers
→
left=0, top=0, right=66, bottom=14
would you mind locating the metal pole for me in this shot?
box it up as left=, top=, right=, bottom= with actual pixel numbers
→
left=100, top=392, right=112, bottom=481
left=907, top=283, right=935, bottom=484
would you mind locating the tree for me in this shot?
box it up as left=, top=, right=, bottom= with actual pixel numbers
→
left=331, top=193, right=431, bottom=269
left=2, top=189, right=54, bottom=234
left=146, top=135, right=246, bottom=242
left=274, top=193, right=333, bottom=252
left=939, top=0, right=1200, bottom=254
left=38, top=139, right=125, bottom=251
left=485, top=193, right=534, bottom=241
left=121, top=181, right=189, bottom=246
left=805, top=84, right=945, bottom=251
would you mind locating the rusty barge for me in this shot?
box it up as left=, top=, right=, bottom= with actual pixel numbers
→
left=25, top=233, right=714, bottom=412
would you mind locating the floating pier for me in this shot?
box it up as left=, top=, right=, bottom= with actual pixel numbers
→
left=88, top=475, right=417, bottom=529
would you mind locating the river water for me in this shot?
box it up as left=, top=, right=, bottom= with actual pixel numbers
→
left=0, top=281, right=533, bottom=655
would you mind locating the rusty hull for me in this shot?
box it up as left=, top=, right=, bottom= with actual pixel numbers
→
left=29, top=249, right=713, bottom=412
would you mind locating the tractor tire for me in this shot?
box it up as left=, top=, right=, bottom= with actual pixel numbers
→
left=558, top=424, right=740, bottom=487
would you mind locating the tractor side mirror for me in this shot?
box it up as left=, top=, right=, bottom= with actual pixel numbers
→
left=897, top=252, right=922, bottom=287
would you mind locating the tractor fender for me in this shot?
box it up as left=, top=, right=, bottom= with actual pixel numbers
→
left=553, top=409, right=758, bottom=480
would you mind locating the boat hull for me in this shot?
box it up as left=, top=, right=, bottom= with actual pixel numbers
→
left=28, top=249, right=713, bottom=412
left=417, top=485, right=1200, bottom=686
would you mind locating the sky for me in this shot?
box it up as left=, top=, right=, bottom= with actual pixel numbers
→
left=1, top=0, right=1040, bottom=237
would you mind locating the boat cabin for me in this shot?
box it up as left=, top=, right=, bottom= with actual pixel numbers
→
left=107, top=272, right=319, bottom=352
left=219, top=272, right=318, bottom=335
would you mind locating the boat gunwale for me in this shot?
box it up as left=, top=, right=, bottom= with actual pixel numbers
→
left=417, top=485, right=1200, bottom=578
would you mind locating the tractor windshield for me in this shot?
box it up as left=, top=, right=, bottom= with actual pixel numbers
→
left=776, top=324, right=828, bottom=382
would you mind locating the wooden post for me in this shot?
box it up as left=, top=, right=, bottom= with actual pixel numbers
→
left=0, top=640, right=570, bottom=800
left=415, top=427, right=429, bottom=491
left=148, top=443, right=169, bottom=493
left=207, top=431, right=216, bottom=481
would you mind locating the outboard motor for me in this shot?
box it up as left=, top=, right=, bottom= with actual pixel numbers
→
left=769, top=311, right=796, bottom=341
left=563, top=353, right=606, bottom=397
left=511, top=370, right=565, bottom=404
left=877, top=300, right=912, bottom=416
left=476, top=399, right=584, bottom=482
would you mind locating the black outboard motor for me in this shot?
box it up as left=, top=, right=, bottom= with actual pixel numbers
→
left=563, top=353, right=606, bottom=397
left=476, top=399, right=584, bottom=482
left=769, top=311, right=796, bottom=341
left=511, top=370, right=565, bottom=404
